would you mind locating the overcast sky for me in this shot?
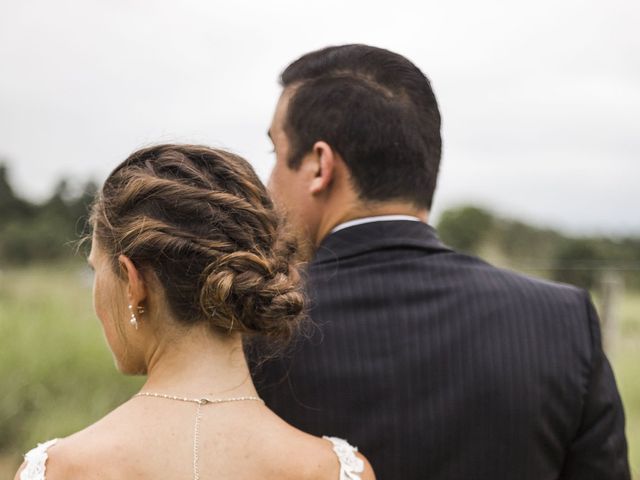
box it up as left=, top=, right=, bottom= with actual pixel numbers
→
left=1, top=0, right=638, bottom=234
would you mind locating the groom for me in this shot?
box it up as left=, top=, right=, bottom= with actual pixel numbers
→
left=252, top=44, right=630, bottom=479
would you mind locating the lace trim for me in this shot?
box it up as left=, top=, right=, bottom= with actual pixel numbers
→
left=323, top=436, right=364, bottom=480
left=20, top=439, right=59, bottom=480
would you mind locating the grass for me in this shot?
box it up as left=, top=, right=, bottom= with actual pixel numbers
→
left=606, top=291, right=640, bottom=479
left=0, top=264, right=143, bottom=476
left=0, top=264, right=638, bottom=477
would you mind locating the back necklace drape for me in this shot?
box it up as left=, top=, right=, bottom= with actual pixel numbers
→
left=134, top=392, right=264, bottom=480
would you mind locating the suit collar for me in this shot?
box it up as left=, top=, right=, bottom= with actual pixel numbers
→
left=313, top=220, right=451, bottom=264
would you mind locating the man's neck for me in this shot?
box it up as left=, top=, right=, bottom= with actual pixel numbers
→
left=314, top=201, right=429, bottom=246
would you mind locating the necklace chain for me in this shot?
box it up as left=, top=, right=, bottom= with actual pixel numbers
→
left=134, top=392, right=263, bottom=480
left=193, top=402, right=202, bottom=480
left=134, top=391, right=263, bottom=405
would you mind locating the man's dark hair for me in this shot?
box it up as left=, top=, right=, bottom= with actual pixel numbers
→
left=281, top=44, right=441, bottom=209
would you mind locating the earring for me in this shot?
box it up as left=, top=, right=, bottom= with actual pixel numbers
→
left=128, top=304, right=139, bottom=330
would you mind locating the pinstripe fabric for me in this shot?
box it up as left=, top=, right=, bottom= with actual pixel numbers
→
left=251, top=221, right=630, bottom=479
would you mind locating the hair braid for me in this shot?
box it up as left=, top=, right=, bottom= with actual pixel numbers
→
left=91, top=144, right=304, bottom=345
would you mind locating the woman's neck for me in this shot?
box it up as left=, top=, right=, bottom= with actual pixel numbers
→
left=140, top=324, right=257, bottom=399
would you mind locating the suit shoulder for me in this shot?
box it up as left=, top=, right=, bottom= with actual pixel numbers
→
left=439, top=251, right=588, bottom=307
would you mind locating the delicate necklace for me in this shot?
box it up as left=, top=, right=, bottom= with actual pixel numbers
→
left=134, top=392, right=264, bottom=480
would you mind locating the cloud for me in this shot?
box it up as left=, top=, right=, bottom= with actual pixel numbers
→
left=0, top=0, right=638, bottom=233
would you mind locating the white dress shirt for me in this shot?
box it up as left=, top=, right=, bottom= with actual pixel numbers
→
left=330, top=215, right=422, bottom=234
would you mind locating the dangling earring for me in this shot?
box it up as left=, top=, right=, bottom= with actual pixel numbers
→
left=128, top=304, right=139, bottom=330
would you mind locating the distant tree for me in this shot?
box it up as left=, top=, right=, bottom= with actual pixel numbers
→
left=68, top=180, right=99, bottom=257
left=41, top=179, right=77, bottom=220
left=0, top=170, right=98, bottom=265
left=0, top=163, right=33, bottom=221
left=0, top=164, right=13, bottom=206
left=552, top=238, right=604, bottom=289
left=437, top=206, right=494, bottom=254
left=68, top=180, right=98, bottom=233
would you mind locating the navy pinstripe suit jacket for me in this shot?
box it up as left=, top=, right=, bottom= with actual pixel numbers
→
left=251, top=220, right=630, bottom=479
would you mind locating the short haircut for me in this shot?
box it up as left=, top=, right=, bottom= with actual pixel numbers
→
left=281, top=44, right=441, bottom=209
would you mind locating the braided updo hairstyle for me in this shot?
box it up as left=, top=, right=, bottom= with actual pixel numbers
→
left=90, top=144, right=304, bottom=344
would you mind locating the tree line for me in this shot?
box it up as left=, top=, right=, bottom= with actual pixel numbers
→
left=0, top=164, right=96, bottom=264
left=1, top=163, right=639, bottom=290
left=438, top=206, right=640, bottom=290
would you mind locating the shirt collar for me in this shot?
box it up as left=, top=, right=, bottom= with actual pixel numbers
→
left=330, top=215, right=422, bottom=234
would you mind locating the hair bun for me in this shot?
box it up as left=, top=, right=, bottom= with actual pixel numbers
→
left=91, top=144, right=306, bottom=348
left=200, top=239, right=305, bottom=344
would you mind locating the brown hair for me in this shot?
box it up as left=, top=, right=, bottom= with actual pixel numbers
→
left=90, top=144, right=304, bottom=344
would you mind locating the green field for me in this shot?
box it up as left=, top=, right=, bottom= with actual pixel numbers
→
left=0, top=264, right=143, bottom=476
left=608, top=291, right=640, bottom=479
left=1, top=265, right=639, bottom=477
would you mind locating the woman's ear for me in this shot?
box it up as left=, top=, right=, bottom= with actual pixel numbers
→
left=117, top=255, right=147, bottom=306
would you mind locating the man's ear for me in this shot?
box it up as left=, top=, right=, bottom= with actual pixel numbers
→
left=309, top=141, right=336, bottom=195
left=118, top=255, right=147, bottom=307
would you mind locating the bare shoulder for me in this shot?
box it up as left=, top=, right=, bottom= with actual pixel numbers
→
left=252, top=407, right=378, bottom=479
left=14, top=402, right=137, bottom=480
left=13, top=438, right=85, bottom=480
left=260, top=420, right=375, bottom=480
left=22, top=431, right=130, bottom=479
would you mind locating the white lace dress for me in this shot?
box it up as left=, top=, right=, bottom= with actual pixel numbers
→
left=20, top=436, right=364, bottom=480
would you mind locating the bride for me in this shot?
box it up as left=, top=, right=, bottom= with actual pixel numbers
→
left=15, top=144, right=374, bottom=480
